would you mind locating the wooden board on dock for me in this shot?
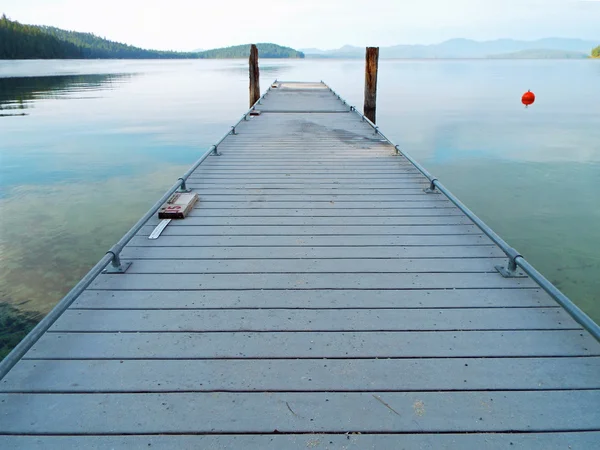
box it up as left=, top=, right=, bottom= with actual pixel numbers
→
left=1, top=81, right=599, bottom=449
left=157, top=192, right=198, bottom=219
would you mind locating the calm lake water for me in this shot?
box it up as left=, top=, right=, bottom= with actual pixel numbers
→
left=1, top=59, right=599, bottom=327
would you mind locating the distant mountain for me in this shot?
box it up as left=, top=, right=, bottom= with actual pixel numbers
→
left=197, top=43, right=304, bottom=59
left=303, top=38, right=599, bottom=59
left=488, top=49, right=588, bottom=59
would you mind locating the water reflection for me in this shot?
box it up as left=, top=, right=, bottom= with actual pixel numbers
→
left=0, top=73, right=133, bottom=117
left=0, top=165, right=189, bottom=314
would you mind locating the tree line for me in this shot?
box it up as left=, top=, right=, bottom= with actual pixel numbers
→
left=198, top=43, right=304, bottom=59
left=0, top=15, right=304, bottom=60
left=592, top=46, right=600, bottom=58
left=0, top=15, right=196, bottom=59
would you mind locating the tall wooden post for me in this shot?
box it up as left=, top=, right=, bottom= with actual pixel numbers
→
left=364, top=47, right=379, bottom=123
left=249, top=44, right=260, bottom=107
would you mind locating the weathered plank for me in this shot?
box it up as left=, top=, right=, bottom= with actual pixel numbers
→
left=115, top=258, right=504, bottom=274
left=190, top=169, right=421, bottom=174
left=121, top=245, right=505, bottom=260
left=182, top=194, right=446, bottom=202
left=72, top=288, right=555, bottom=310
left=186, top=187, right=437, bottom=194
left=2, top=391, right=599, bottom=433
left=2, top=433, right=600, bottom=450
left=145, top=215, right=475, bottom=226
left=190, top=200, right=453, bottom=209
left=5, top=357, right=599, bottom=393
left=138, top=224, right=480, bottom=236
left=127, top=235, right=493, bottom=247
left=25, top=330, right=599, bottom=359
left=183, top=207, right=466, bottom=217
left=89, top=272, right=537, bottom=291
left=50, top=308, right=576, bottom=332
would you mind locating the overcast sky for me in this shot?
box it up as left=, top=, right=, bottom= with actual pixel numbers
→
left=3, top=0, right=599, bottom=51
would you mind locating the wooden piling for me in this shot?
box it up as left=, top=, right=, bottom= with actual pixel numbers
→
left=249, top=44, right=260, bottom=107
left=364, top=47, right=379, bottom=123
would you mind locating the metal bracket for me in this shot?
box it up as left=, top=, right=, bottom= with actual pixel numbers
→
left=211, top=145, right=221, bottom=156
left=424, top=179, right=438, bottom=193
left=394, top=145, right=403, bottom=156
left=177, top=178, right=192, bottom=193
left=103, top=252, right=131, bottom=274
left=496, top=257, right=526, bottom=278
left=103, top=261, right=131, bottom=274
left=231, top=126, right=237, bottom=135
left=496, top=265, right=526, bottom=278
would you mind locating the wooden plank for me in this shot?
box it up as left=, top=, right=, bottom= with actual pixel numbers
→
left=204, top=156, right=399, bottom=160
left=144, top=215, right=475, bottom=226
left=72, top=288, right=555, bottom=309
left=121, top=245, right=505, bottom=260
left=200, top=161, right=417, bottom=167
left=137, top=225, right=480, bottom=236
left=2, top=391, right=599, bottom=433
left=25, top=330, right=599, bottom=359
left=184, top=194, right=444, bottom=202
left=50, top=308, right=577, bottom=332
left=89, top=272, right=537, bottom=291
left=190, top=170, right=421, bottom=175
left=115, top=258, right=505, bottom=274
left=2, top=433, right=600, bottom=450
left=186, top=180, right=429, bottom=187
left=187, top=186, right=425, bottom=192
left=4, top=357, right=599, bottom=393
left=127, top=235, right=493, bottom=247
left=190, top=201, right=453, bottom=209
left=183, top=207, right=465, bottom=217
left=187, top=176, right=426, bottom=181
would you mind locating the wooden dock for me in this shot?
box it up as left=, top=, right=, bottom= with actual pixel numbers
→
left=1, top=81, right=599, bottom=448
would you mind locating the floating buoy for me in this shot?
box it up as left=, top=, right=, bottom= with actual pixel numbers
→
left=522, top=90, right=535, bottom=108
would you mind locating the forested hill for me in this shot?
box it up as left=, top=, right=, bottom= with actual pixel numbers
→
left=0, top=15, right=196, bottom=59
left=37, top=25, right=198, bottom=59
left=0, top=16, right=304, bottom=59
left=593, top=46, right=600, bottom=58
left=197, top=44, right=304, bottom=59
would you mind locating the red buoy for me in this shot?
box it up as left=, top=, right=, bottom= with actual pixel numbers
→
left=522, top=90, right=535, bottom=107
